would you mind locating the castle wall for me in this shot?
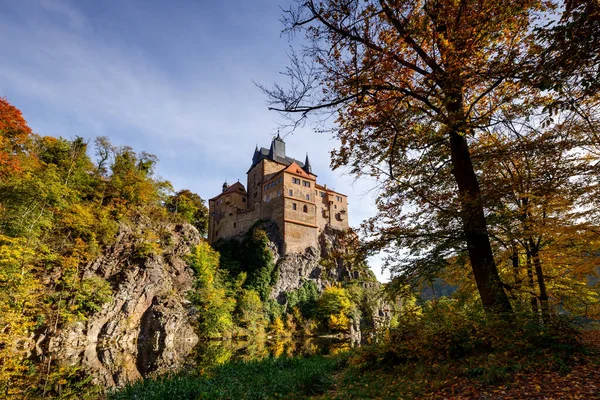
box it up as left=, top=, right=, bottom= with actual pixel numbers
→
left=282, top=169, right=319, bottom=252
left=283, top=222, right=319, bottom=254
left=327, top=192, right=349, bottom=231
left=315, top=187, right=330, bottom=231
left=263, top=159, right=286, bottom=182
left=247, top=162, right=263, bottom=209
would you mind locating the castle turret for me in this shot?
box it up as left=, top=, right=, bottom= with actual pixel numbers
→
left=303, top=153, right=312, bottom=174
left=252, top=145, right=260, bottom=165
left=271, top=133, right=286, bottom=160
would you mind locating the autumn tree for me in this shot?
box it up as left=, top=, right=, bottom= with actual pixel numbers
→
left=474, top=108, right=600, bottom=319
left=165, top=189, right=209, bottom=236
left=0, top=98, right=33, bottom=177
left=263, top=0, right=570, bottom=315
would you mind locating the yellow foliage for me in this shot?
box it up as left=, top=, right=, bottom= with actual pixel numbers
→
left=269, top=317, right=287, bottom=337
left=328, top=312, right=350, bottom=332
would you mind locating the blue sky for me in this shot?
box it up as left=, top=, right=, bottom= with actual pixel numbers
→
left=0, top=0, right=389, bottom=281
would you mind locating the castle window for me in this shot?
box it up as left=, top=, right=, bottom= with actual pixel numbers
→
left=334, top=205, right=337, bottom=209
left=277, top=190, right=281, bottom=197
left=320, top=192, right=326, bottom=198
left=303, top=205, right=308, bottom=213
left=292, top=177, right=300, bottom=185
left=292, top=203, right=297, bottom=210
left=289, top=189, right=293, bottom=196
left=306, top=194, right=310, bottom=201
left=234, top=222, right=237, bottom=228
left=336, top=196, right=343, bottom=202
left=302, top=180, right=310, bottom=187
left=242, top=198, right=246, bottom=202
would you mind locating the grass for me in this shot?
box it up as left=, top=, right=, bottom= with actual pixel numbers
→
left=108, top=355, right=342, bottom=400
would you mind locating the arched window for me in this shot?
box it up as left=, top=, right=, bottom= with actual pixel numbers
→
left=303, top=205, right=308, bottom=213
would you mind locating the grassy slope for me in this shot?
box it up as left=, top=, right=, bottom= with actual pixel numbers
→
left=108, top=330, right=600, bottom=400
left=108, top=356, right=340, bottom=400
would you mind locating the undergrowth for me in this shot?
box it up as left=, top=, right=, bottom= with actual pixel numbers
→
left=108, top=355, right=342, bottom=400
left=320, top=299, right=586, bottom=399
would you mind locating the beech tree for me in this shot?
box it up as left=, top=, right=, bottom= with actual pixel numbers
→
left=475, top=109, right=600, bottom=319
left=262, top=0, right=565, bottom=315
left=263, top=0, right=600, bottom=316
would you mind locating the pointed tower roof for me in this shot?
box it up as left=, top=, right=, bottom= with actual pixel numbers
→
left=252, top=144, right=260, bottom=164
left=268, top=139, right=275, bottom=158
left=303, top=152, right=312, bottom=174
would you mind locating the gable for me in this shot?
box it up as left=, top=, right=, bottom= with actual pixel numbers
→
left=284, top=161, right=315, bottom=180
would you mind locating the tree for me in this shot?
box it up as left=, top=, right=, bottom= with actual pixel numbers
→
left=0, top=98, right=33, bottom=177
left=475, top=111, right=600, bottom=319
left=528, top=0, right=600, bottom=100
left=187, top=241, right=235, bottom=337
left=165, top=189, right=209, bottom=236
left=263, top=0, right=569, bottom=315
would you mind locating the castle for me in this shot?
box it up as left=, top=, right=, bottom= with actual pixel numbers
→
left=208, top=135, right=349, bottom=254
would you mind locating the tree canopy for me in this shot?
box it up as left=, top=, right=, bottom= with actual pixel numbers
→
left=263, top=0, right=600, bottom=317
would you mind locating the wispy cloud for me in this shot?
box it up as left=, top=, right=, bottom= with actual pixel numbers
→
left=0, top=0, right=390, bottom=281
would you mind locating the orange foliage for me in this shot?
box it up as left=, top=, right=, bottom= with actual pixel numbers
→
left=0, top=98, right=33, bottom=177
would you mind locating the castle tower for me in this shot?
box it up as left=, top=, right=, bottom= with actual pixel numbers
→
left=208, top=135, right=349, bottom=254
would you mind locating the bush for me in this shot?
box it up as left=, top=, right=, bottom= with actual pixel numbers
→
left=350, top=298, right=581, bottom=374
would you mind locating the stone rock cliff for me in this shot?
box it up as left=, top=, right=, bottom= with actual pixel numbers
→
left=48, top=220, right=200, bottom=387
left=267, top=224, right=377, bottom=302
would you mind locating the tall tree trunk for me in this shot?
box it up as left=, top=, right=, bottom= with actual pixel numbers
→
left=525, top=249, right=539, bottom=315
left=511, top=244, right=521, bottom=286
left=448, top=130, right=513, bottom=315
left=530, top=243, right=550, bottom=321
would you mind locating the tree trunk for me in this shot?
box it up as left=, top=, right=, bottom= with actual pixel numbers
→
left=530, top=244, right=550, bottom=321
left=448, top=130, right=513, bottom=315
left=525, top=249, right=539, bottom=315
left=511, top=244, right=521, bottom=286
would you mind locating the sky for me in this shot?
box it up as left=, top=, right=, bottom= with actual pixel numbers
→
left=0, top=0, right=389, bottom=281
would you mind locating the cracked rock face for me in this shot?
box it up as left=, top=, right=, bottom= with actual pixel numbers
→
left=49, top=222, right=200, bottom=388
left=270, top=226, right=376, bottom=302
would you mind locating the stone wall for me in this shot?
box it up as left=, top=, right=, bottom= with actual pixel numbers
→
left=327, top=192, right=349, bottom=231
left=283, top=221, right=319, bottom=254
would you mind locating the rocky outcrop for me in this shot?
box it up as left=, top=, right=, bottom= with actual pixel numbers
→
left=48, top=221, right=200, bottom=387
left=270, top=225, right=377, bottom=302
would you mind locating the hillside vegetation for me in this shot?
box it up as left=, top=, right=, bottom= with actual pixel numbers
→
left=0, top=98, right=383, bottom=398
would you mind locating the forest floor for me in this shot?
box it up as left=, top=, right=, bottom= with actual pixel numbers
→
left=106, top=328, right=600, bottom=399
left=317, top=329, right=600, bottom=400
